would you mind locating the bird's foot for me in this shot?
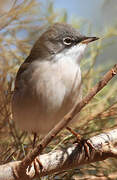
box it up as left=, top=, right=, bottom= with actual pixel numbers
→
left=66, top=126, right=95, bottom=159
left=27, top=156, right=43, bottom=177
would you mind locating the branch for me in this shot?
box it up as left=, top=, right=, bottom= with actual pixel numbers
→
left=0, top=128, right=117, bottom=179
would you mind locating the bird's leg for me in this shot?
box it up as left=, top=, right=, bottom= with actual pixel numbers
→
left=66, top=126, right=82, bottom=142
left=66, top=127, right=95, bottom=159
left=27, top=133, right=43, bottom=174
left=32, top=132, right=37, bottom=148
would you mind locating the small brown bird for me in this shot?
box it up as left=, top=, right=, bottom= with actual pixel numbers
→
left=12, top=23, right=99, bottom=136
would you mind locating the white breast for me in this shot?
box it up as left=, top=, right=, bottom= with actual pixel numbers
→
left=12, top=43, right=87, bottom=134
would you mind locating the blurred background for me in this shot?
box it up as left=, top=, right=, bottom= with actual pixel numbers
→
left=0, top=0, right=117, bottom=179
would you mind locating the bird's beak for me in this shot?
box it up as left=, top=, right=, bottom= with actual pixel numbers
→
left=81, top=36, right=99, bottom=44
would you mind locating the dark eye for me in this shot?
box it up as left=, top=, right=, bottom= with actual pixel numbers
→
left=63, top=37, right=72, bottom=46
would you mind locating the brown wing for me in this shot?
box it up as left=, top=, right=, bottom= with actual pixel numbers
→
left=14, top=62, right=30, bottom=90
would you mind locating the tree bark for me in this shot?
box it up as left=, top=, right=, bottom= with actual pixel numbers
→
left=0, top=128, right=117, bottom=180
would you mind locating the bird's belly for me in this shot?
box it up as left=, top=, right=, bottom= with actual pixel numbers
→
left=12, top=61, right=82, bottom=134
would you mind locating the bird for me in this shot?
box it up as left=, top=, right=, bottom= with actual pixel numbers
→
left=12, top=23, right=99, bottom=138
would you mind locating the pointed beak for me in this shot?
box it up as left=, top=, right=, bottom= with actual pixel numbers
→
left=81, top=36, right=99, bottom=44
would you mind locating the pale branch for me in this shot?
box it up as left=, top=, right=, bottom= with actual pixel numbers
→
left=17, top=64, right=117, bottom=174
left=0, top=128, right=117, bottom=180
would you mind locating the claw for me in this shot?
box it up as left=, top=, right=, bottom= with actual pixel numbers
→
left=66, top=126, right=96, bottom=159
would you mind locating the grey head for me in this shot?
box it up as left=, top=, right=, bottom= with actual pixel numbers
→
left=26, top=23, right=99, bottom=61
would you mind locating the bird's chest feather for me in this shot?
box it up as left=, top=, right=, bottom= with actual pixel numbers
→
left=13, top=58, right=82, bottom=133
left=27, top=58, right=82, bottom=111
left=15, top=57, right=82, bottom=115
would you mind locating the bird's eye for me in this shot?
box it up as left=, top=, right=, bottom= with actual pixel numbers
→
left=63, top=37, right=72, bottom=46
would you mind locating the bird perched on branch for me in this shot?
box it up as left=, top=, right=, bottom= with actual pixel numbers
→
left=12, top=23, right=99, bottom=140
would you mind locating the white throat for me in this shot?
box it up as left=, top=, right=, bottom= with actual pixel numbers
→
left=55, top=43, right=87, bottom=64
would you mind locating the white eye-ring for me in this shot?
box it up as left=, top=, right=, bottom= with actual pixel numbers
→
left=63, top=37, right=72, bottom=46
